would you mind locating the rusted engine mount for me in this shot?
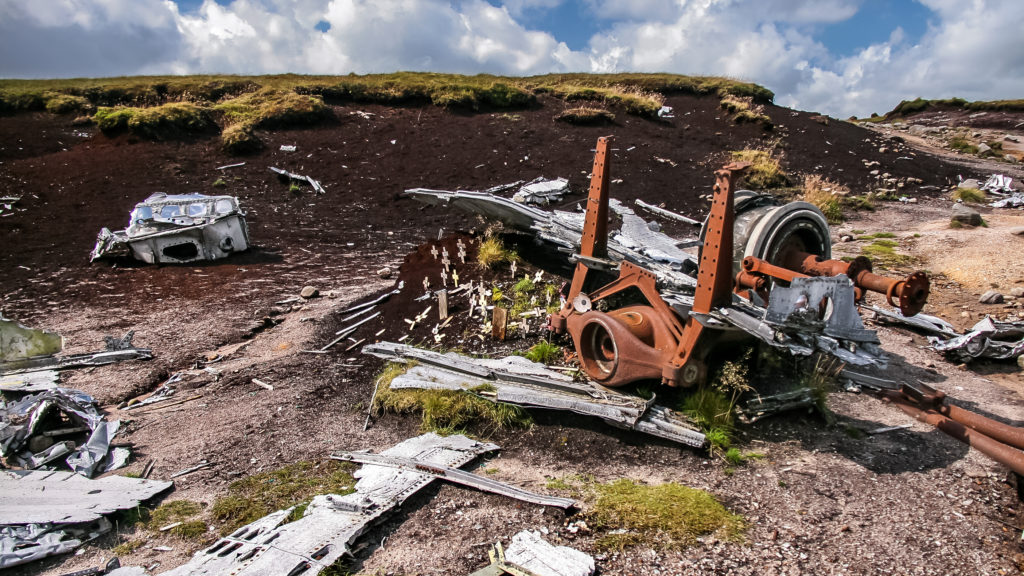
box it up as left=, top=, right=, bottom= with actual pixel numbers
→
left=548, top=136, right=931, bottom=388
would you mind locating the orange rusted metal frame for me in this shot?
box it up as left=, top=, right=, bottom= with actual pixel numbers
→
left=565, top=135, right=613, bottom=305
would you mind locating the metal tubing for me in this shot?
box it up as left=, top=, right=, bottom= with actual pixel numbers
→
left=889, top=400, right=1024, bottom=476
left=943, top=404, right=1024, bottom=452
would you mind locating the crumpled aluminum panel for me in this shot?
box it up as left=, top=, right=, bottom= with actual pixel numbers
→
left=0, top=470, right=171, bottom=525
left=158, top=433, right=496, bottom=576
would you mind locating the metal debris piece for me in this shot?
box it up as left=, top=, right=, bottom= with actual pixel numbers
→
left=405, top=188, right=698, bottom=290
left=158, top=433, right=495, bottom=576
left=513, top=177, right=570, bottom=205
left=0, top=196, right=20, bottom=217
left=0, top=370, right=59, bottom=393
left=991, top=192, right=1024, bottom=208
left=866, top=305, right=958, bottom=338
left=0, top=470, right=170, bottom=569
left=930, top=316, right=1024, bottom=362
left=91, top=193, right=250, bottom=264
left=0, top=470, right=172, bottom=524
left=1, top=331, right=151, bottom=376
left=269, top=166, right=325, bottom=194
left=216, top=162, right=246, bottom=170
left=981, top=174, right=1014, bottom=194
left=504, top=530, right=594, bottom=576
left=363, top=342, right=706, bottom=448
left=634, top=199, right=700, bottom=226
left=737, top=388, right=817, bottom=423
left=332, top=451, right=577, bottom=509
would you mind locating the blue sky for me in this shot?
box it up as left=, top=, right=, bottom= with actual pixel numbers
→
left=1, top=0, right=1022, bottom=118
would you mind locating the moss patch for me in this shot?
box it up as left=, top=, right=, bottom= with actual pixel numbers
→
left=94, top=102, right=213, bottom=139
left=861, top=239, right=914, bottom=268
left=555, top=106, right=615, bottom=125
left=951, top=187, right=986, bottom=203
left=210, top=460, right=356, bottom=536
left=590, top=479, right=745, bottom=551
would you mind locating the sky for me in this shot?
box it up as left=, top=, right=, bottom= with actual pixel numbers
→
left=1, top=0, right=1022, bottom=118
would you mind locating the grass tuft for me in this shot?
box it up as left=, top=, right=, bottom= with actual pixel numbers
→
left=949, top=135, right=979, bottom=155
left=210, top=460, right=356, bottom=536
left=44, top=92, right=93, bottom=114
left=476, top=236, right=518, bottom=268
left=681, top=352, right=752, bottom=454
left=555, top=106, right=615, bottom=125
left=730, top=149, right=788, bottom=189
left=94, top=102, right=213, bottom=139
left=803, top=174, right=849, bottom=224
left=951, top=187, right=985, bottom=203
left=522, top=340, right=562, bottom=364
left=590, top=479, right=745, bottom=551
left=720, top=95, right=772, bottom=129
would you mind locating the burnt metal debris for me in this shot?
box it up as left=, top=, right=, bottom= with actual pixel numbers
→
left=364, top=342, right=707, bottom=448
left=0, top=470, right=172, bottom=568
left=91, top=193, right=250, bottom=264
left=0, top=327, right=151, bottom=377
left=152, top=434, right=498, bottom=576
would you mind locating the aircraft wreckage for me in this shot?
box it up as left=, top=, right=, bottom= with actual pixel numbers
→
left=91, top=193, right=250, bottom=264
left=405, top=136, right=1024, bottom=475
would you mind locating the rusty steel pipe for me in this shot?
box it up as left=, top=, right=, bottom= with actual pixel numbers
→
left=885, top=398, right=1024, bottom=477
left=941, top=404, right=1024, bottom=452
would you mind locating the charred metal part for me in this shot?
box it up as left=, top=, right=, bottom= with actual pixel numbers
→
left=158, top=434, right=496, bottom=576
left=866, top=305, right=957, bottom=338
left=331, top=452, right=577, bottom=509
left=363, top=342, right=707, bottom=448
left=91, top=193, right=249, bottom=264
left=737, top=388, right=818, bottom=423
left=634, top=198, right=701, bottom=226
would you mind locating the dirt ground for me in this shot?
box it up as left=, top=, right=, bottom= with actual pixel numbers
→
left=2, top=94, right=1024, bottom=576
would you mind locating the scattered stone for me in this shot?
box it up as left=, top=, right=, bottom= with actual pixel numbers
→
left=1011, top=227, right=1024, bottom=236
left=958, top=179, right=980, bottom=189
left=906, top=197, right=918, bottom=204
left=951, top=204, right=982, bottom=227
left=977, top=143, right=993, bottom=156
left=878, top=147, right=888, bottom=153
left=979, top=290, right=1004, bottom=305
left=1006, top=134, right=1021, bottom=143
left=377, top=267, right=392, bottom=279
left=1006, top=154, right=1019, bottom=163
left=300, top=286, right=319, bottom=299
left=1010, top=287, right=1024, bottom=298
left=870, top=169, right=880, bottom=176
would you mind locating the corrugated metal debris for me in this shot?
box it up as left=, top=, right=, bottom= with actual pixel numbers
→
left=512, top=177, right=570, bottom=205
left=0, top=470, right=172, bottom=568
left=91, top=193, right=250, bottom=264
left=363, top=342, right=707, bottom=448
left=154, top=433, right=496, bottom=576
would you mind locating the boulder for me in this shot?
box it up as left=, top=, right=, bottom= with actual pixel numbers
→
left=300, top=286, right=319, bottom=299
left=1010, top=287, right=1024, bottom=298
left=1010, top=227, right=1024, bottom=236
left=979, top=290, right=1004, bottom=304
left=977, top=143, right=993, bottom=156
left=951, top=203, right=982, bottom=227
left=377, top=267, right=392, bottom=279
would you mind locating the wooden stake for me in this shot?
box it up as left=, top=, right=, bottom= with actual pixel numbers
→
left=437, top=289, right=449, bottom=320
left=492, top=307, right=508, bottom=341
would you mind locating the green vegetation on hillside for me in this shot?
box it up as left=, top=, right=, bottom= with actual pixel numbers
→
left=0, top=73, right=773, bottom=153
left=873, top=96, right=1024, bottom=120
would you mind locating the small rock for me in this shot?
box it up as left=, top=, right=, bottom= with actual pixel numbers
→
left=377, top=267, right=392, bottom=279
left=1011, top=227, right=1024, bottom=236
left=951, top=203, right=982, bottom=227
left=979, top=290, right=1004, bottom=305
left=870, top=169, right=880, bottom=176
left=1006, top=154, right=1019, bottom=163
left=906, top=197, right=918, bottom=204
left=958, top=178, right=980, bottom=189
left=878, top=147, right=888, bottom=153
left=1018, top=355, right=1024, bottom=370
left=839, top=235, right=853, bottom=242
left=977, top=143, right=993, bottom=156
left=300, top=286, right=319, bottom=299
left=1010, top=287, right=1024, bottom=298
left=1005, top=134, right=1020, bottom=143
left=960, top=311, right=971, bottom=318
